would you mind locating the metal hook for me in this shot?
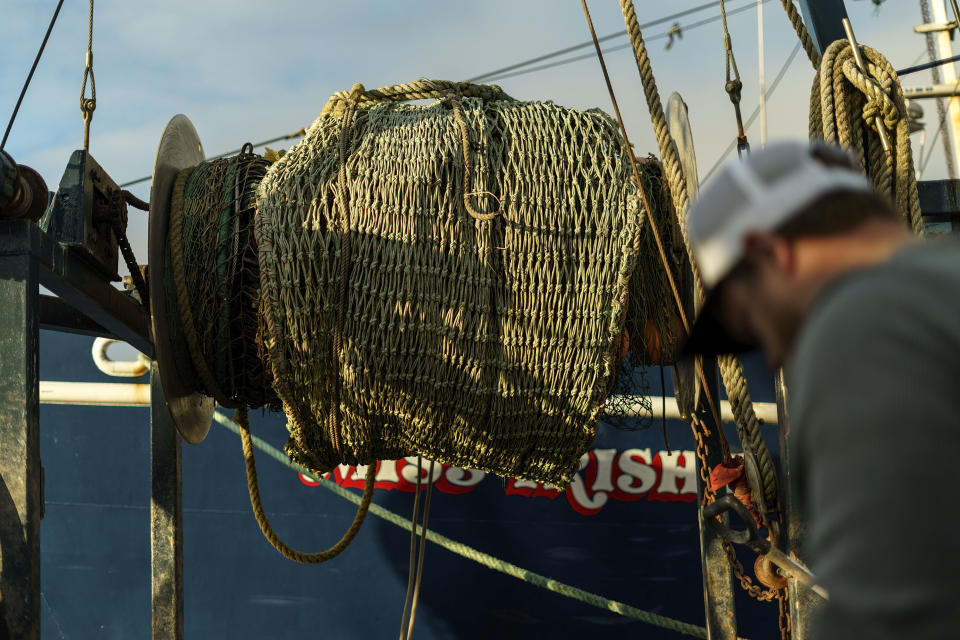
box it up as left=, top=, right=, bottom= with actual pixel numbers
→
left=842, top=17, right=892, bottom=154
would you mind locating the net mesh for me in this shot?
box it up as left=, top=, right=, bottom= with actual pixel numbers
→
left=166, top=150, right=278, bottom=409
left=253, top=91, right=678, bottom=486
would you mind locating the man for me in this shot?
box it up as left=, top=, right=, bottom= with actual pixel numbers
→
left=682, top=140, right=960, bottom=637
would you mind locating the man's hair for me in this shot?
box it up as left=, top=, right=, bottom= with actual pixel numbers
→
left=775, top=144, right=903, bottom=239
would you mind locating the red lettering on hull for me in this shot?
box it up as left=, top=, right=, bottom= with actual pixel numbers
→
left=297, top=448, right=697, bottom=515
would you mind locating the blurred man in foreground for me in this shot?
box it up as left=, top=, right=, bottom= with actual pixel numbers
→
left=683, top=141, right=960, bottom=638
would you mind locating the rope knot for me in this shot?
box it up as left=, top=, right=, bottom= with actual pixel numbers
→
left=841, top=57, right=900, bottom=135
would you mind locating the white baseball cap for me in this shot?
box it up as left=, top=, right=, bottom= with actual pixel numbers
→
left=681, top=140, right=874, bottom=356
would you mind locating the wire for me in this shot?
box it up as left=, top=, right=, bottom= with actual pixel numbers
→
left=466, top=0, right=732, bottom=83
left=1, top=0, right=66, bottom=152
left=479, top=1, right=766, bottom=84
left=118, top=128, right=305, bottom=188
left=897, top=52, right=960, bottom=77
left=702, top=41, right=802, bottom=183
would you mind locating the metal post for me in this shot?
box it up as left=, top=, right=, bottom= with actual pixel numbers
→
left=929, top=0, right=960, bottom=173
left=695, top=359, right=738, bottom=639
left=774, top=370, right=820, bottom=638
left=0, top=220, right=41, bottom=639
left=151, top=371, right=183, bottom=639
left=797, top=0, right=849, bottom=53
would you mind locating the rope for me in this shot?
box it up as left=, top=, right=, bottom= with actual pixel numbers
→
left=616, top=0, right=779, bottom=508
left=328, top=90, right=361, bottom=458
left=580, top=0, right=727, bottom=441
left=212, top=410, right=744, bottom=639
left=450, top=97, right=500, bottom=221
left=80, top=0, right=96, bottom=151
left=812, top=40, right=925, bottom=235
left=398, top=457, right=425, bottom=639
left=321, top=80, right=514, bottom=116
left=234, top=407, right=376, bottom=563
left=402, top=460, right=435, bottom=640
left=778, top=0, right=821, bottom=69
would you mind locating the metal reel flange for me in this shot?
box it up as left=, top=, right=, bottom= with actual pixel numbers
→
left=149, top=114, right=214, bottom=444
left=665, top=92, right=701, bottom=417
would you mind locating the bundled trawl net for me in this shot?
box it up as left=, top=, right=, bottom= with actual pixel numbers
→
left=254, top=81, right=654, bottom=486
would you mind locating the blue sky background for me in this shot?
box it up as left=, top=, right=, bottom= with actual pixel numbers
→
left=0, top=0, right=944, bottom=265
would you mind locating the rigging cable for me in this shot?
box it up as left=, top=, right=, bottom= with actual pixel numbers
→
left=80, top=0, right=96, bottom=151
left=719, top=0, right=751, bottom=155
left=479, top=0, right=768, bottom=84
left=118, top=2, right=762, bottom=188
left=703, top=41, right=803, bottom=182
left=467, top=0, right=733, bottom=83
left=578, top=0, right=730, bottom=453
left=118, top=129, right=306, bottom=188
left=1, top=0, right=66, bottom=151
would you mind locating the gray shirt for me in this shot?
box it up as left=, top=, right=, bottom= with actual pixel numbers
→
left=789, top=241, right=960, bottom=638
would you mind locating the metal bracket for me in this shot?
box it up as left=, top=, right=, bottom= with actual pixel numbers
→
left=38, top=150, right=126, bottom=282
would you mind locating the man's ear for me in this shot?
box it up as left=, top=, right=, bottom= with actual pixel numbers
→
left=741, top=232, right=795, bottom=275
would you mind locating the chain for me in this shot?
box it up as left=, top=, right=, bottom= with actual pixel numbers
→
left=692, top=402, right=788, bottom=626
left=689, top=412, right=715, bottom=506
left=80, top=0, right=96, bottom=151
left=777, top=587, right=792, bottom=640
left=108, top=191, right=149, bottom=312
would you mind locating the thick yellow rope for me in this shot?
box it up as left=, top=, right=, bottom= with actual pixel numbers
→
left=811, top=40, right=924, bottom=235
left=778, top=0, right=821, bottom=69
left=235, top=407, right=375, bottom=564
left=617, top=0, right=780, bottom=508
left=321, top=80, right=513, bottom=117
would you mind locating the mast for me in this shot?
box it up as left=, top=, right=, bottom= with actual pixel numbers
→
left=930, top=0, right=960, bottom=173
left=758, top=0, right=767, bottom=147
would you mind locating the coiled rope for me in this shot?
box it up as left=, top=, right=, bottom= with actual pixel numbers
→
left=775, top=0, right=923, bottom=234
left=213, top=410, right=747, bottom=640
left=811, top=40, right=924, bottom=235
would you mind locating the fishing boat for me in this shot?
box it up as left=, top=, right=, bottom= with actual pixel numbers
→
left=2, top=1, right=957, bottom=638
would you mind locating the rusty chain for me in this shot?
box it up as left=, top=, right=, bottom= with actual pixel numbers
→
left=107, top=190, right=149, bottom=312
left=689, top=397, right=791, bottom=638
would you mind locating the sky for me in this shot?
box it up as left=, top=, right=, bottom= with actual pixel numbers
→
left=0, top=0, right=948, bottom=268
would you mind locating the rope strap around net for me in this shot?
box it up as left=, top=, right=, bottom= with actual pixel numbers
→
left=321, top=79, right=514, bottom=116
left=213, top=411, right=748, bottom=640
left=616, top=0, right=780, bottom=512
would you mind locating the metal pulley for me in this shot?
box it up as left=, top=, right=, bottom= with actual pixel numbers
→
left=0, top=150, right=48, bottom=221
